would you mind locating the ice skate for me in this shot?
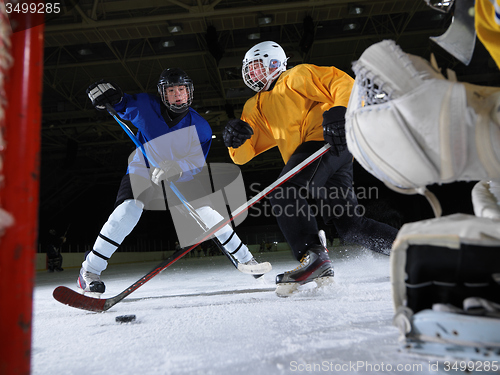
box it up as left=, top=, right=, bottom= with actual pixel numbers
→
left=77, top=267, right=106, bottom=298
left=237, top=257, right=272, bottom=276
left=275, top=244, right=334, bottom=297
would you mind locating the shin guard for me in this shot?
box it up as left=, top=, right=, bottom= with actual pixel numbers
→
left=83, top=199, right=144, bottom=274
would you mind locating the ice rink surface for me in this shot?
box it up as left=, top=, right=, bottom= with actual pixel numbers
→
left=33, top=247, right=449, bottom=375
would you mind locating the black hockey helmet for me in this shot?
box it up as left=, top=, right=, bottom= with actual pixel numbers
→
left=157, top=68, right=194, bottom=113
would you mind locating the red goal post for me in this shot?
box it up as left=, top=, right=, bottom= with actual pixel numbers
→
left=0, top=3, right=45, bottom=375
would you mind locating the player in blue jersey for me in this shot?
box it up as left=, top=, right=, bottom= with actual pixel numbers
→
left=79, top=68, right=270, bottom=297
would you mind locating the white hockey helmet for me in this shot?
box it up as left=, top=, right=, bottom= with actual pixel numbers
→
left=242, top=41, right=288, bottom=92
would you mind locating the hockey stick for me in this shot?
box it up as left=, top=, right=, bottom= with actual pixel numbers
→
left=158, top=175, right=240, bottom=269
left=164, top=181, right=239, bottom=270
left=53, top=110, right=330, bottom=312
left=167, top=184, right=267, bottom=277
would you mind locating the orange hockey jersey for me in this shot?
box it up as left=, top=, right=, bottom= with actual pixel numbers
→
left=228, top=64, right=354, bottom=165
left=475, top=0, right=500, bottom=68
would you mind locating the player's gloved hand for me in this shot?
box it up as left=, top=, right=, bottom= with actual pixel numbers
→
left=86, top=79, right=123, bottom=111
left=323, top=106, right=347, bottom=157
left=222, top=119, right=254, bottom=148
left=151, top=160, right=183, bottom=185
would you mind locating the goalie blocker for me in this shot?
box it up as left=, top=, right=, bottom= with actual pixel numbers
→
left=391, top=214, right=500, bottom=361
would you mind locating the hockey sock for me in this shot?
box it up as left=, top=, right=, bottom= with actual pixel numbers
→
left=83, top=199, right=144, bottom=275
left=196, top=206, right=253, bottom=263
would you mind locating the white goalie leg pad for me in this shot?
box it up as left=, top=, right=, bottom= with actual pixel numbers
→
left=83, top=199, right=144, bottom=275
left=346, top=40, right=500, bottom=213
left=391, top=214, right=500, bottom=356
left=195, top=206, right=253, bottom=263
left=472, top=180, right=500, bottom=219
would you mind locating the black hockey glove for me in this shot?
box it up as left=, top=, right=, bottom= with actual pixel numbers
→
left=86, top=79, right=123, bottom=111
left=222, top=119, right=254, bottom=148
left=151, top=160, right=183, bottom=185
left=322, top=106, right=347, bottom=157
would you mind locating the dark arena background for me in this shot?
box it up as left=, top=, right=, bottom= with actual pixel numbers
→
left=37, top=0, right=497, bottom=252
left=1, top=1, right=500, bottom=374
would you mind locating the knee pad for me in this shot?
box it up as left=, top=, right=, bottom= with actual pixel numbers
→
left=195, top=206, right=251, bottom=263
left=195, top=206, right=225, bottom=233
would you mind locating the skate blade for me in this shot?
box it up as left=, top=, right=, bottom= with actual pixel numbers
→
left=238, top=261, right=272, bottom=275
left=275, top=276, right=335, bottom=298
left=315, top=276, right=335, bottom=288
left=275, top=282, right=299, bottom=298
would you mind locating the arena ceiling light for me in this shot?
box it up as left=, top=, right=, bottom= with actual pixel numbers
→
left=258, top=16, right=273, bottom=25
left=348, top=5, right=364, bottom=15
left=161, top=40, right=176, bottom=47
left=168, top=25, right=182, bottom=33
left=343, top=23, right=359, bottom=31
left=77, top=48, right=92, bottom=56
left=247, top=33, right=260, bottom=40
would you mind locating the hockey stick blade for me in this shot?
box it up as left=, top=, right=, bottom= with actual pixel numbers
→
left=53, top=144, right=331, bottom=312
left=53, top=286, right=107, bottom=312
left=52, top=243, right=197, bottom=312
left=237, top=261, right=272, bottom=275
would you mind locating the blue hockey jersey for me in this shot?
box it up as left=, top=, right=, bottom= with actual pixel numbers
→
left=114, top=93, right=212, bottom=182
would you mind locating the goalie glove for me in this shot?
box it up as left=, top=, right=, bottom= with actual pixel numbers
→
left=345, top=40, right=500, bottom=217
left=222, top=119, right=254, bottom=148
left=151, top=160, right=183, bottom=185
left=87, top=80, right=123, bottom=111
left=322, top=106, right=347, bottom=156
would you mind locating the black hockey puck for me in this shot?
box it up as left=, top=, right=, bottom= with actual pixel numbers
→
left=115, top=314, right=136, bottom=323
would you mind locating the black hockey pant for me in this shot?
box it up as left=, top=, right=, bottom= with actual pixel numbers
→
left=269, top=141, right=398, bottom=260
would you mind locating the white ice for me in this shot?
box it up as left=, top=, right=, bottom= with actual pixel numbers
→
left=32, top=247, right=444, bottom=375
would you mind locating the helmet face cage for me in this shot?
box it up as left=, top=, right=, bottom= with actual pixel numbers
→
left=242, top=41, right=288, bottom=92
left=424, top=0, right=454, bottom=13
left=157, top=68, right=194, bottom=113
